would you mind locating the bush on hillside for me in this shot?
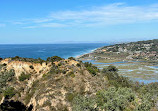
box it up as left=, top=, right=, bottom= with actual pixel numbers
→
left=11, top=56, right=45, bottom=64
left=72, top=95, right=97, bottom=111
left=18, top=73, right=31, bottom=81
left=96, top=87, right=135, bottom=111
left=68, top=57, right=76, bottom=60
left=0, top=69, right=15, bottom=93
left=84, top=62, right=99, bottom=76
left=102, top=66, right=132, bottom=88
left=102, top=65, right=118, bottom=73
left=76, top=63, right=81, bottom=67
left=3, top=87, right=16, bottom=98
left=46, top=56, right=63, bottom=63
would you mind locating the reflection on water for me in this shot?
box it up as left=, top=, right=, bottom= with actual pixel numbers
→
left=148, top=66, right=158, bottom=69
left=134, top=79, right=158, bottom=84
left=82, top=60, right=129, bottom=65
left=82, top=60, right=158, bottom=84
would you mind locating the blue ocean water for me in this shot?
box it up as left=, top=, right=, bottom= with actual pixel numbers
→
left=0, top=43, right=108, bottom=60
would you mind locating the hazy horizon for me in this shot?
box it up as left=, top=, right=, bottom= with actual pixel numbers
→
left=0, top=38, right=156, bottom=45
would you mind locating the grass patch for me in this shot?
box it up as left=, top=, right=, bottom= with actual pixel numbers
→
left=19, top=73, right=31, bottom=81
left=3, top=87, right=16, bottom=98
left=65, top=92, right=77, bottom=102
left=67, top=71, right=75, bottom=78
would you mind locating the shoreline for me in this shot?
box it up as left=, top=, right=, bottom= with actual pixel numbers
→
left=76, top=45, right=158, bottom=84
left=75, top=48, right=97, bottom=59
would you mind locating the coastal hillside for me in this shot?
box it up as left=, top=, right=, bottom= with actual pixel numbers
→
left=0, top=56, right=106, bottom=111
left=79, top=39, right=158, bottom=62
left=0, top=56, right=158, bottom=111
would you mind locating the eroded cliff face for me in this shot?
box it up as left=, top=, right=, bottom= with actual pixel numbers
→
left=27, top=69, right=106, bottom=111
left=0, top=58, right=52, bottom=89
left=0, top=58, right=52, bottom=78
left=0, top=58, right=106, bottom=111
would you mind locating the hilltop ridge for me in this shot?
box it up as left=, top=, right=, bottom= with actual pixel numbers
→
left=0, top=56, right=106, bottom=110
left=79, top=39, right=158, bottom=62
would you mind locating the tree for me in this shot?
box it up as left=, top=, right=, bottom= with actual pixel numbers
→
left=102, top=65, right=118, bottom=73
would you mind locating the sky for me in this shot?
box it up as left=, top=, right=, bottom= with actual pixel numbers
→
left=0, top=0, right=158, bottom=44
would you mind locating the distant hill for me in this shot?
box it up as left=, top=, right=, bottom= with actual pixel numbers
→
left=79, top=39, right=158, bottom=61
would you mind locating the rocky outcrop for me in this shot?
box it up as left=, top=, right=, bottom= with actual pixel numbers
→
left=0, top=58, right=52, bottom=78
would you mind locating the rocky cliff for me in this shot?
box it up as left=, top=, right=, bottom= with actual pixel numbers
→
left=0, top=57, right=107, bottom=111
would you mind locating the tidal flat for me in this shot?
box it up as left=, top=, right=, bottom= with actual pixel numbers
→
left=83, top=59, right=158, bottom=84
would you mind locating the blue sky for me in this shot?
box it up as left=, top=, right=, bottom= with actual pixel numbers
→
left=0, top=0, right=158, bottom=44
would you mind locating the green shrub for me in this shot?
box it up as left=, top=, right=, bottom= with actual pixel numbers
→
left=25, top=80, right=39, bottom=104
left=62, top=70, right=67, bottom=74
left=58, top=62, right=62, bottom=66
left=96, top=87, right=135, bottom=111
left=102, top=66, right=119, bottom=80
left=0, top=65, right=3, bottom=70
left=68, top=57, right=76, bottom=60
left=136, top=101, right=153, bottom=111
left=65, top=93, right=77, bottom=102
left=46, top=56, right=63, bottom=63
left=37, top=58, right=45, bottom=64
left=42, top=73, right=48, bottom=78
left=42, top=100, right=51, bottom=107
left=3, top=87, right=16, bottom=98
left=0, top=69, right=15, bottom=92
left=84, top=62, right=93, bottom=68
left=102, top=65, right=118, bottom=73
left=48, top=65, right=60, bottom=74
left=70, top=73, right=75, bottom=78
left=135, top=93, right=153, bottom=111
left=76, top=63, right=81, bottom=67
left=18, top=73, right=31, bottom=81
left=102, top=66, right=132, bottom=88
left=12, top=56, right=20, bottom=60
left=84, top=62, right=99, bottom=76
left=11, top=56, right=45, bottom=64
left=67, top=71, right=75, bottom=78
left=72, top=95, right=97, bottom=111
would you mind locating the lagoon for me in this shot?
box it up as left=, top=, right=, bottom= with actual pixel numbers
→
left=83, top=59, right=158, bottom=84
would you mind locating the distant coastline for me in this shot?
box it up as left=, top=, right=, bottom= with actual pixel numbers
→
left=75, top=48, right=98, bottom=59
left=77, top=39, right=158, bottom=84
left=78, top=39, right=158, bottom=63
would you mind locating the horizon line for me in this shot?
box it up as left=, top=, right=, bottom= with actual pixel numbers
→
left=0, top=38, right=156, bottom=45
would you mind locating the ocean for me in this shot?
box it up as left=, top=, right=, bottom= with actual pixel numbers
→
left=0, top=43, right=108, bottom=60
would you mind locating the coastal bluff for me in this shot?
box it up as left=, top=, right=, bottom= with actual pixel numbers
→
left=0, top=57, right=106, bottom=111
